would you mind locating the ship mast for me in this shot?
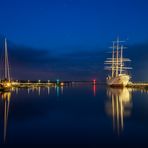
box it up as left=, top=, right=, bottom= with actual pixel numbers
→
left=120, top=46, right=123, bottom=74
left=4, top=38, right=10, bottom=81
left=104, top=37, right=132, bottom=76
left=112, top=42, right=115, bottom=77
left=116, top=38, right=119, bottom=77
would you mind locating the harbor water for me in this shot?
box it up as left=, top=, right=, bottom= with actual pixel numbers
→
left=0, top=84, right=148, bottom=145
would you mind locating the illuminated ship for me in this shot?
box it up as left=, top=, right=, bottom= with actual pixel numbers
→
left=0, top=38, right=12, bottom=91
left=104, top=38, right=132, bottom=87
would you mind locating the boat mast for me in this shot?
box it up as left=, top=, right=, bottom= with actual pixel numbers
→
left=4, top=39, right=7, bottom=79
left=4, top=38, right=10, bottom=81
left=104, top=38, right=132, bottom=77
left=112, top=42, right=115, bottom=77
left=120, top=46, right=123, bottom=74
left=116, top=38, right=119, bottom=76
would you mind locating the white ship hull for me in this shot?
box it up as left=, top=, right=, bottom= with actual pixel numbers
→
left=106, top=74, right=130, bottom=87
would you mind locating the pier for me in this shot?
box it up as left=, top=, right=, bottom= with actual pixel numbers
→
left=127, top=82, right=148, bottom=89
left=3, top=80, right=148, bottom=89
left=1, top=79, right=148, bottom=90
left=9, top=80, right=97, bottom=89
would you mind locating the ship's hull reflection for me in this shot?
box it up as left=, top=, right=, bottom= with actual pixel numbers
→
left=105, top=87, right=132, bottom=135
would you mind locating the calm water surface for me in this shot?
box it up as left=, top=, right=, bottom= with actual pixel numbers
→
left=0, top=84, right=148, bottom=145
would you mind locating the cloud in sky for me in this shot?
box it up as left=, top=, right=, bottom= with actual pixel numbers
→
left=0, top=37, right=148, bottom=81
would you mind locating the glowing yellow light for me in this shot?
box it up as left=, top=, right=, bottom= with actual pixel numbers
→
left=60, top=82, right=64, bottom=86
left=12, top=82, right=17, bottom=85
left=6, top=82, right=11, bottom=87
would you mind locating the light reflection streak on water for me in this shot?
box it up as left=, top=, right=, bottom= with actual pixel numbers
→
left=1, top=92, right=11, bottom=143
left=106, top=87, right=132, bottom=135
left=27, top=87, right=30, bottom=94
left=56, top=86, right=60, bottom=97
left=93, top=84, right=96, bottom=96
left=38, top=87, right=41, bottom=96
left=47, top=87, right=50, bottom=95
left=61, top=86, right=63, bottom=95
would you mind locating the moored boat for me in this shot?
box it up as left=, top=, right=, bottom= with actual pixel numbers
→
left=104, top=38, right=132, bottom=87
left=0, top=38, right=12, bottom=91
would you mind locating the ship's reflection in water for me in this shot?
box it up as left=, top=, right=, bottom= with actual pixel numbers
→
left=1, top=91, right=11, bottom=143
left=105, top=87, right=132, bottom=135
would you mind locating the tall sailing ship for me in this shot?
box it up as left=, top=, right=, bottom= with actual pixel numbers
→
left=0, top=38, right=12, bottom=91
left=104, top=38, right=132, bottom=87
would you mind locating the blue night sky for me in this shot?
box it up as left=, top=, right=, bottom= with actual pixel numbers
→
left=0, top=0, right=148, bottom=81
